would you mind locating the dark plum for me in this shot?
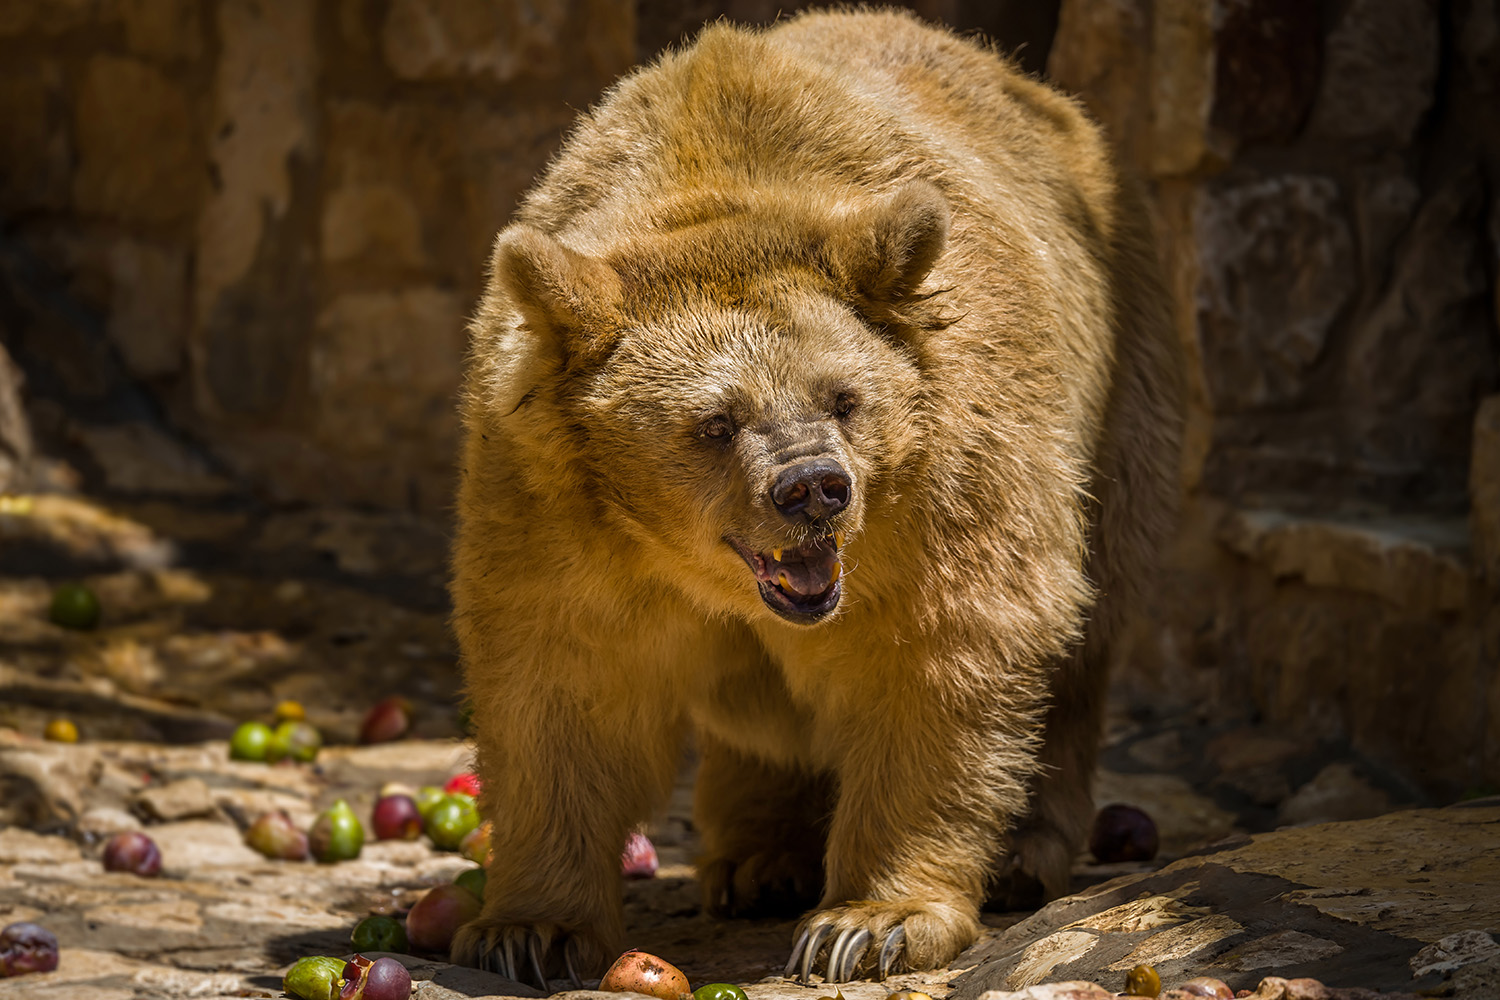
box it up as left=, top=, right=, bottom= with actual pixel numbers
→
left=361, top=956, right=412, bottom=1000
left=1088, top=803, right=1159, bottom=863
left=0, top=922, right=59, bottom=977
left=102, top=831, right=162, bottom=877
left=404, top=884, right=481, bottom=953
left=371, top=794, right=423, bottom=841
left=359, top=697, right=413, bottom=744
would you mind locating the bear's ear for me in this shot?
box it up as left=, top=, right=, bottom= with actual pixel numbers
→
left=492, top=226, right=624, bottom=364
left=829, top=181, right=950, bottom=305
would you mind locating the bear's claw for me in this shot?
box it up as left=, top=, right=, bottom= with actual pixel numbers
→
left=457, top=924, right=584, bottom=990
left=785, top=921, right=901, bottom=983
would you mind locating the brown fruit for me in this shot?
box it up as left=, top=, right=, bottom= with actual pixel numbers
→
left=600, top=950, right=691, bottom=1000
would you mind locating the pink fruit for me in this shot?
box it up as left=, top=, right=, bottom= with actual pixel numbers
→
left=371, top=794, right=423, bottom=841
left=0, top=922, right=59, bottom=977
left=359, top=697, right=413, bottom=745
left=245, top=810, right=310, bottom=861
left=600, top=950, right=690, bottom=1000
left=404, top=883, right=481, bottom=953
left=102, top=831, right=162, bottom=877
left=620, top=831, right=658, bottom=879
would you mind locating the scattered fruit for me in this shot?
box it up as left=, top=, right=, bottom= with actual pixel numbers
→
left=1089, top=803, right=1159, bottom=863
left=283, top=955, right=347, bottom=1000
left=267, top=720, right=322, bottom=764
left=600, top=949, right=691, bottom=1000
left=101, top=831, right=162, bottom=877
left=694, top=985, right=750, bottom=1000
left=274, top=699, right=306, bottom=722
left=414, top=786, right=445, bottom=820
left=360, top=696, right=413, bottom=744
left=458, top=821, right=491, bottom=866
left=309, top=800, right=364, bottom=863
left=371, top=794, right=423, bottom=841
left=443, top=772, right=482, bottom=797
left=350, top=915, right=409, bottom=955
left=0, top=921, right=59, bottom=977
left=424, top=794, right=480, bottom=851
left=1125, top=964, right=1162, bottom=998
left=404, top=883, right=481, bottom=953
left=245, top=810, right=311, bottom=861
left=48, top=582, right=100, bottom=630
left=344, top=954, right=412, bottom=1000
left=1175, top=979, right=1233, bottom=1000
left=621, top=830, right=658, bottom=879
left=43, top=718, right=78, bottom=743
left=229, top=721, right=274, bottom=762
left=453, top=867, right=486, bottom=901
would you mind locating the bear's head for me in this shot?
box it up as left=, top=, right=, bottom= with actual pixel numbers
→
left=482, top=182, right=950, bottom=626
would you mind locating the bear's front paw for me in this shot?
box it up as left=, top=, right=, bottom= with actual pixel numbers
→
left=450, top=916, right=611, bottom=990
left=784, top=899, right=980, bottom=983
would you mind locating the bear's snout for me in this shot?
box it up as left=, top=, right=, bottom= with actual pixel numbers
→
left=770, top=460, right=851, bottom=524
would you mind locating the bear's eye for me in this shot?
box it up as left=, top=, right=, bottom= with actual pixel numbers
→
left=832, top=393, right=857, bottom=420
left=698, top=415, right=736, bottom=443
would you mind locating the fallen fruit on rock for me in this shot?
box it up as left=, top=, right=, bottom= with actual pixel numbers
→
left=360, top=696, right=413, bottom=744
left=414, top=785, right=445, bottom=820
left=459, top=821, right=491, bottom=865
left=274, top=699, right=306, bottom=722
left=345, top=954, right=412, bottom=1000
left=0, top=921, right=59, bottom=977
left=43, top=718, right=78, bottom=743
left=229, top=721, right=273, bottom=762
left=694, top=984, right=750, bottom=1000
left=102, top=831, right=162, bottom=876
left=1125, top=964, right=1161, bottom=997
left=351, top=915, right=409, bottom=954
left=284, top=955, right=347, bottom=1000
left=425, top=794, right=480, bottom=851
left=621, top=830, right=659, bottom=879
left=372, top=794, right=423, bottom=841
left=404, top=883, right=482, bottom=953
left=245, top=810, right=310, bottom=861
left=453, top=867, right=486, bottom=901
left=1089, top=803, right=1159, bottom=863
left=444, top=772, right=482, bottom=797
left=267, top=720, right=322, bottom=763
left=600, top=949, right=691, bottom=1000
left=49, top=582, right=100, bottom=630
left=309, top=800, right=364, bottom=862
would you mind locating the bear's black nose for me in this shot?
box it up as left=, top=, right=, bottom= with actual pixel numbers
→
left=771, top=460, right=851, bottom=522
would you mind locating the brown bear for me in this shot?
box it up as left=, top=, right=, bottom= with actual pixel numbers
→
left=450, top=7, right=1182, bottom=987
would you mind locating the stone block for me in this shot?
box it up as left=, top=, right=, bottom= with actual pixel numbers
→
left=72, top=56, right=199, bottom=227
left=120, top=0, right=203, bottom=61
left=1194, top=175, right=1355, bottom=410
left=1308, top=0, right=1439, bottom=148
left=0, top=0, right=106, bottom=37
left=321, top=183, right=426, bottom=268
left=1474, top=395, right=1500, bottom=584
left=105, top=239, right=188, bottom=379
left=1147, top=0, right=1215, bottom=176
left=1047, top=0, right=1151, bottom=164
left=0, top=58, right=70, bottom=212
left=1209, top=0, right=1322, bottom=147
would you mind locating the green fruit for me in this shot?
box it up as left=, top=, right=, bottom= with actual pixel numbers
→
left=229, top=721, right=273, bottom=762
left=267, top=720, right=322, bottom=763
left=350, top=914, right=408, bottom=954
left=453, top=867, right=486, bottom=901
left=694, top=985, right=750, bottom=1000
left=283, top=955, right=347, bottom=1000
left=425, top=795, right=480, bottom=851
left=309, top=799, right=364, bottom=863
left=414, top=786, right=445, bottom=820
left=49, top=582, right=101, bottom=630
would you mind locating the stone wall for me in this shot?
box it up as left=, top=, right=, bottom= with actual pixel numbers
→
left=1048, top=0, right=1500, bottom=798
left=0, top=1, right=1496, bottom=796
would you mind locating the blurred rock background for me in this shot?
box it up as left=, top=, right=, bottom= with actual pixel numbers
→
left=0, top=0, right=1495, bottom=804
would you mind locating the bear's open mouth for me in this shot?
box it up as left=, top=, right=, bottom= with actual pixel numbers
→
left=726, top=533, right=843, bottom=624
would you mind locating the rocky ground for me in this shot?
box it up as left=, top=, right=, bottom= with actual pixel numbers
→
left=1, top=491, right=1497, bottom=1000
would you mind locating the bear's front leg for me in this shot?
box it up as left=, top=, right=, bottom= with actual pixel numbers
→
left=450, top=664, right=683, bottom=987
left=787, top=666, right=1043, bottom=982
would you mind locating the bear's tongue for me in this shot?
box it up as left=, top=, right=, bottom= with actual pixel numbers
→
left=760, top=539, right=840, bottom=596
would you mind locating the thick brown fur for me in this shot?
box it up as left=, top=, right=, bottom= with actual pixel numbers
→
left=451, top=8, right=1182, bottom=979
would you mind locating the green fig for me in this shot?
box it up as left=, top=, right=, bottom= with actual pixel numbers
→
left=309, top=800, right=364, bottom=863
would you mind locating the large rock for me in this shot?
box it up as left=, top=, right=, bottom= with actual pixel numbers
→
left=1307, top=0, right=1439, bottom=147
left=951, top=804, right=1500, bottom=996
left=1474, top=395, right=1500, bottom=584
left=0, top=340, right=32, bottom=491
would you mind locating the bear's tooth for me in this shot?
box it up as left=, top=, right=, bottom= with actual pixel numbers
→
left=772, top=548, right=783, bottom=562
left=831, top=562, right=842, bottom=583
left=778, top=571, right=791, bottom=590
